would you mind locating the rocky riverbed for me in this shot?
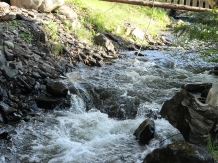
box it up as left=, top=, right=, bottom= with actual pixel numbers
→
left=1, top=1, right=218, bottom=163
left=0, top=3, right=115, bottom=126
left=0, top=1, right=176, bottom=127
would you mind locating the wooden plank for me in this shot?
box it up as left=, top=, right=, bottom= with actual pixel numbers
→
left=166, top=0, right=171, bottom=4
left=192, top=0, right=198, bottom=6
left=101, top=0, right=212, bottom=11
left=186, top=0, right=191, bottom=6
left=205, top=1, right=210, bottom=8
left=198, top=0, right=203, bottom=7
left=173, top=0, right=178, bottom=4
left=179, top=0, right=184, bottom=5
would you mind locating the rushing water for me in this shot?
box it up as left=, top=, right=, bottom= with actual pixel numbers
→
left=1, top=48, right=217, bottom=163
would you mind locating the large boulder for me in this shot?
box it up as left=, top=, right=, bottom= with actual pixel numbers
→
left=56, top=5, right=77, bottom=20
left=133, top=119, right=155, bottom=144
left=94, top=33, right=115, bottom=52
left=46, top=81, right=68, bottom=97
left=160, top=89, right=218, bottom=146
left=10, top=0, right=64, bottom=13
left=0, top=2, right=10, bottom=15
left=143, top=140, right=214, bottom=163
left=36, top=95, right=71, bottom=110
left=0, top=102, right=21, bottom=123
left=39, top=0, right=64, bottom=13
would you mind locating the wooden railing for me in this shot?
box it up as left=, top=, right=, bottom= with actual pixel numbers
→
left=101, top=0, right=213, bottom=12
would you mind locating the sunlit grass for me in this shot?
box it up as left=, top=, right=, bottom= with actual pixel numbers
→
left=65, top=0, right=170, bottom=42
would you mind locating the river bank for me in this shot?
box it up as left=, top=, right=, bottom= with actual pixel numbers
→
left=0, top=2, right=175, bottom=125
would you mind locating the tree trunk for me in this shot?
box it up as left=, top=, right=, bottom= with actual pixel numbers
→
left=101, top=0, right=212, bottom=12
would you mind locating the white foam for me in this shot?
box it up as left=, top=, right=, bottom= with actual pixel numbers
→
left=25, top=107, right=182, bottom=163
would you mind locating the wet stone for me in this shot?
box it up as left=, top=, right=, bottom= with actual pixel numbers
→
left=4, top=40, right=14, bottom=49
left=143, top=140, right=214, bottom=163
left=0, top=132, right=9, bottom=139
left=2, top=65, right=18, bottom=79
left=0, top=87, right=3, bottom=101
left=36, top=95, right=69, bottom=110
left=0, top=114, right=3, bottom=123
left=0, top=50, right=6, bottom=67
left=5, top=50, right=14, bottom=61
left=46, top=81, right=68, bottom=97
left=9, top=62, right=17, bottom=69
left=32, top=71, right=41, bottom=79
left=134, top=119, right=155, bottom=145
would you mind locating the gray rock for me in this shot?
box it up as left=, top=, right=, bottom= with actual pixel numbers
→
left=134, top=119, right=155, bottom=145
left=0, top=50, right=6, bottom=67
left=0, top=87, right=3, bottom=101
left=0, top=102, right=21, bottom=123
left=88, top=57, right=97, bottom=66
left=9, top=62, right=19, bottom=69
left=94, top=33, right=115, bottom=52
left=5, top=50, right=14, bottom=61
left=17, top=76, right=32, bottom=91
left=160, top=89, right=218, bottom=147
left=57, top=5, right=78, bottom=19
left=143, top=141, right=214, bottom=163
left=32, top=71, right=42, bottom=78
left=46, top=81, right=68, bottom=97
left=0, top=114, right=3, bottom=123
left=183, top=83, right=212, bottom=93
left=38, top=63, right=55, bottom=73
left=2, top=65, right=18, bottom=79
left=4, top=41, right=14, bottom=49
left=92, top=53, right=103, bottom=60
left=36, top=95, right=71, bottom=109
left=131, top=28, right=145, bottom=40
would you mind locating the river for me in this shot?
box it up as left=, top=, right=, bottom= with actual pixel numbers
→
left=0, top=47, right=217, bottom=163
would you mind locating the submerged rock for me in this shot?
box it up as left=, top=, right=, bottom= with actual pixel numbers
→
left=36, top=95, right=71, bottom=110
left=134, top=119, right=155, bottom=145
left=0, top=132, right=9, bottom=140
left=143, top=140, right=214, bottom=163
left=46, top=81, right=68, bottom=97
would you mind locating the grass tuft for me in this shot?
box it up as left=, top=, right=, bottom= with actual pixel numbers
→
left=207, top=134, right=218, bottom=161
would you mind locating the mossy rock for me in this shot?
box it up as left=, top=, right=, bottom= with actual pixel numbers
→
left=143, top=140, right=214, bottom=163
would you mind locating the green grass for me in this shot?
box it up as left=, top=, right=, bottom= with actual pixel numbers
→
left=207, top=134, right=218, bottom=161
left=42, top=20, right=59, bottom=43
left=65, top=0, right=170, bottom=42
left=200, top=48, right=218, bottom=62
left=19, top=29, right=33, bottom=44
